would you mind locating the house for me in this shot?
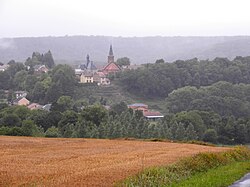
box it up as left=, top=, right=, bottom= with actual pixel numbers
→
left=128, top=103, right=149, bottom=112
left=13, top=97, right=30, bottom=106
left=15, top=91, right=27, bottom=99
left=34, top=65, right=49, bottom=74
left=80, top=72, right=94, bottom=83
left=143, top=111, right=164, bottom=120
left=0, top=64, right=9, bottom=72
left=93, top=72, right=110, bottom=85
left=128, top=103, right=164, bottom=120
left=102, top=45, right=121, bottom=75
left=27, top=103, right=42, bottom=110
left=80, top=71, right=110, bottom=85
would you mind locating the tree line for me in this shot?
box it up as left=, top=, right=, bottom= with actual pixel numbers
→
left=118, top=56, right=250, bottom=98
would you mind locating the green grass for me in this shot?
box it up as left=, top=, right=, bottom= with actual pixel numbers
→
left=171, top=161, right=250, bottom=187
left=118, top=147, right=250, bottom=187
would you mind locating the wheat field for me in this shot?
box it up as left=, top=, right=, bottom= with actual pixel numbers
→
left=0, top=136, right=230, bottom=186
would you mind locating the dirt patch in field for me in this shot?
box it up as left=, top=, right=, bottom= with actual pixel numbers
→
left=0, top=136, right=230, bottom=186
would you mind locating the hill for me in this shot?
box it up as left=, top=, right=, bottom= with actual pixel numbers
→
left=1, top=36, right=250, bottom=64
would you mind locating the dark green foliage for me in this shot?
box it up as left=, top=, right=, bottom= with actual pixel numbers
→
left=79, top=105, right=108, bottom=127
left=6, top=127, right=24, bottom=136
left=1, top=114, right=21, bottom=127
left=166, top=82, right=250, bottom=118
left=21, top=120, right=43, bottom=137
left=203, top=129, right=218, bottom=144
left=46, top=64, right=76, bottom=103
left=116, top=57, right=131, bottom=66
left=42, top=50, right=55, bottom=68
left=118, top=56, right=250, bottom=98
left=45, top=126, right=60, bottom=137
left=155, top=59, right=165, bottom=64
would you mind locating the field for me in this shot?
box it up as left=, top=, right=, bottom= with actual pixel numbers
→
left=0, top=136, right=230, bottom=187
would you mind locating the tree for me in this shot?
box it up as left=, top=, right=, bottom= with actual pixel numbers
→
left=110, top=101, right=128, bottom=115
left=46, top=64, right=76, bottom=102
left=1, top=114, right=21, bottom=127
left=155, top=59, right=165, bottom=64
left=13, top=70, right=28, bottom=90
left=32, top=82, right=47, bottom=103
left=116, top=57, right=131, bottom=66
left=80, top=105, right=108, bottom=127
left=185, top=124, right=198, bottom=140
left=58, top=110, right=78, bottom=137
left=56, top=96, right=73, bottom=112
left=203, top=129, right=217, bottom=143
left=175, top=123, right=186, bottom=141
left=21, top=120, right=43, bottom=137
left=45, top=126, right=60, bottom=137
left=43, top=50, right=55, bottom=68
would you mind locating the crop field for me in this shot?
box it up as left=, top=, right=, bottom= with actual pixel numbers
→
left=0, top=136, right=230, bottom=186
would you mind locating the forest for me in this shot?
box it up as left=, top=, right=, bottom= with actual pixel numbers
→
left=1, top=53, right=250, bottom=145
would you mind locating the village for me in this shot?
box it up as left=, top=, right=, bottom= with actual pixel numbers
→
left=0, top=45, right=164, bottom=120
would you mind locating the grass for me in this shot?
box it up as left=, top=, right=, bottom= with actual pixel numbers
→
left=118, top=146, right=250, bottom=187
left=170, top=161, right=250, bottom=187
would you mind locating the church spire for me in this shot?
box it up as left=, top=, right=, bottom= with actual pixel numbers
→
left=108, top=45, right=114, bottom=64
left=109, top=45, right=113, bottom=56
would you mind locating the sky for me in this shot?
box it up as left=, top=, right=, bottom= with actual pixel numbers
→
left=0, top=0, right=250, bottom=38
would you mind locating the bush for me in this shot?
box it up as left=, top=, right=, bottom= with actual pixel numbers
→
left=119, top=147, right=250, bottom=186
left=45, top=126, right=60, bottom=138
left=6, top=127, right=24, bottom=136
left=0, top=126, right=10, bottom=135
left=21, top=120, right=44, bottom=137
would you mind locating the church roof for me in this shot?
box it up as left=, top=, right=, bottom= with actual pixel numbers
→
left=87, top=61, right=97, bottom=71
left=103, top=62, right=121, bottom=73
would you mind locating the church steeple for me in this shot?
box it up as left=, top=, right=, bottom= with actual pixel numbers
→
left=86, top=54, right=90, bottom=67
left=108, top=45, right=114, bottom=64
left=109, top=45, right=113, bottom=56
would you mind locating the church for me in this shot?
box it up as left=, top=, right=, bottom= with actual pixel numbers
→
left=77, top=45, right=121, bottom=85
left=102, top=45, right=121, bottom=75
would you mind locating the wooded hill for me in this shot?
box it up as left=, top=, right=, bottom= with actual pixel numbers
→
left=1, top=36, right=250, bottom=64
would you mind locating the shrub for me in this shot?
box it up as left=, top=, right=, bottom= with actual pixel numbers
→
left=45, top=126, right=60, bottom=138
left=119, top=147, right=250, bottom=186
left=0, top=126, right=10, bottom=135
left=6, top=127, right=24, bottom=136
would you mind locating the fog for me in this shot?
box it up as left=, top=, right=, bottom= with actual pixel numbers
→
left=1, top=0, right=250, bottom=38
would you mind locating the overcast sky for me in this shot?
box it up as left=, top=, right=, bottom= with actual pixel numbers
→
left=0, top=0, right=250, bottom=38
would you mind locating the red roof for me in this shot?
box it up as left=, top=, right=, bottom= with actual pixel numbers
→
left=143, top=111, right=164, bottom=118
left=102, top=62, right=121, bottom=74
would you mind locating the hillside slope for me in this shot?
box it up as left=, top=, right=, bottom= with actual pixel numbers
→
left=1, top=36, right=250, bottom=64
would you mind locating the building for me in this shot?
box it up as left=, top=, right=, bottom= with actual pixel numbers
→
left=143, top=111, right=164, bottom=120
left=80, top=71, right=110, bottom=85
left=128, top=103, right=149, bottom=112
left=102, top=45, right=121, bottom=75
left=13, top=97, right=30, bottom=106
left=34, top=65, right=49, bottom=74
left=27, top=103, right=42, bottom=110
left=0, top=64, right=9, bottom=72
left=128, top=103, right=164, bottom=120
left=80, top=72, right=94, bottom=83
left=79, top=54, right=97, bottom=72
left=93, top=72, right=110, bottom=85
left=15, top=91, right=27, bottom=99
